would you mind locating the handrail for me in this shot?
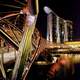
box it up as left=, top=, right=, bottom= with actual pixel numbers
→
left=0, top=28, right=19, bottom=48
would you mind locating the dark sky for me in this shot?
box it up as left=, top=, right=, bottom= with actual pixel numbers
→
left=0, top=0, right=80, bottom=40
left=37, top=0, right=80, bottom=40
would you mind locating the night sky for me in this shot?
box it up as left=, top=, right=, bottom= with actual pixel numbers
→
left=37, top=0, right=80, bottom=40
left=0, top=0, right=80, bottom=40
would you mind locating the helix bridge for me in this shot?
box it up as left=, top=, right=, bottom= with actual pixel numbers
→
left=0, top=0, right=80, bottom=80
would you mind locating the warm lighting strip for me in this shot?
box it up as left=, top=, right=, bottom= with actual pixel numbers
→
left=64, top=41, right=80, bottom=48
left=35, top=0, right=39, bottom=15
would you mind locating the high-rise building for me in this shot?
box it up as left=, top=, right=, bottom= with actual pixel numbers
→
left=46, top=12, right=73, bottom=43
